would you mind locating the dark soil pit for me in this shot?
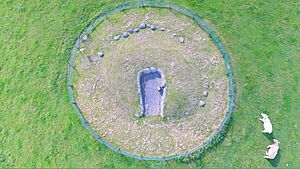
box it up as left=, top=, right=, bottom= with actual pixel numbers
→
left=138, top=68, right=166, bottom=117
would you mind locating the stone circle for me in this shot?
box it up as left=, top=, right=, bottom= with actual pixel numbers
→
left=71, top=7, right=231, bottom=159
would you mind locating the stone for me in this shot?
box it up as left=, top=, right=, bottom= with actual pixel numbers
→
left=97, top=51, right=104, bottom=58
left=114, top=35, right=121, bottom=41
left=128, top=28, right=134, bottom=34
left=133, top=28, right=140, bottom=33
left=87, top=55, right=93, bottom=63
left=123, top=32, right=129, bottom=38
left=179, top=37, right=185, bottom=43
left=139, top=23, right=146, bottom=29
left=82, top=34, right=88, bottom=41
left=202, top=91, right=208, bottom=97
left=150, top=25, right=157, bottom=31
left=199, top=100, right=205, bottom=107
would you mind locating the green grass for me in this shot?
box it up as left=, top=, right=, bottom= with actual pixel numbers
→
left=0, top=0, right=299, bottom=168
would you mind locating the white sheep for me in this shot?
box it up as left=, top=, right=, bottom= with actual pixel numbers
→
left=260, top=113, right=273, bottom=134
left=264, top=139, right=280, bottom=159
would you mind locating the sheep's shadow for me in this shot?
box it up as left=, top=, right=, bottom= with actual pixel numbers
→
left=176, top=117, right=234, bottom=166
left=263, top=132, right=281, bottom=167
left=266, top=150, right=281, bottom=167
left=263, top=132, right=275, bottom=142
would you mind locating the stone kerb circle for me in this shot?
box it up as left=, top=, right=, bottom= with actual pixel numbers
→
left=67, top=1, right=234, bottom=161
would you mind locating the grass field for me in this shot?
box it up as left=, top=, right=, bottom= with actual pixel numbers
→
left=0, top=0, right=299, bottom=168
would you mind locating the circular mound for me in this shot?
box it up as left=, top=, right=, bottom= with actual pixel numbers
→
left=68, top=2, right=234, bottom=160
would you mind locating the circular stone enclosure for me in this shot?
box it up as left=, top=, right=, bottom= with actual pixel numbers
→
left=68, top=2, right=234, bottom=160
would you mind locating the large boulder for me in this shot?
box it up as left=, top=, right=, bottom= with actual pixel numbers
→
left=150, top=25, right=157, bottom=31
left=97, top=51, right=104, bottom=58
left=139, top=23, right=146, bottom=29
left=123, top=32, right=129, bottom=38
left=114, top=35, right=121, bottom=41
left=199, top=100, right=205, bottom=107
left=128, top=28, right=134, bottom=34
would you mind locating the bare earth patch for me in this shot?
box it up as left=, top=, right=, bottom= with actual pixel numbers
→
left=73, top=8, right=229, bottom=157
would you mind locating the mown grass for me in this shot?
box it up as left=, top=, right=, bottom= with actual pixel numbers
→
left=0, top=0, right=299, bottom=168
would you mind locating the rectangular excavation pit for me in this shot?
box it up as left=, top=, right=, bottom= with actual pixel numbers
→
left=137, top=68, right=166, bottom=117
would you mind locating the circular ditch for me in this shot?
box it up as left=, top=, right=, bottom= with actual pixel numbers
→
left=67, top=2, right=234, bottom=160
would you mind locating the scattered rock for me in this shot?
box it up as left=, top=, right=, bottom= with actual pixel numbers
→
left=203, top=82, right=210, bottom=89
left=188, top=96, right=197, bottom=105
left=139, top=23, right=146, bottom=29
left=78, top=13, right=229, bottom=155
left=123, top=32, right=129, bottom=38
left=202, top=91, right=208, bottom=97
left=87, top=55, right=93, bottom=63
left=199, top=100, right=205, bottom=107
left=128, top=28, right=134, bottom=34
left=82, top=34, right=88, bottom=41
left=114, top=35, right=121, bottom=41
left=179, top=37, right=185, bottom=43
left=150, top=25, right=157, bottom=31
left=97, top=51, right=104, bottom=58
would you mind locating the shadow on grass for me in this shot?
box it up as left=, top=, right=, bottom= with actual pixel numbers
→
left=263, top=132, right=275, bottom=142
left=176, top=116, right=234, bottom=167
left=266, top=150, right=281, bottom=167
left=263, top=132, right=281, bottom=167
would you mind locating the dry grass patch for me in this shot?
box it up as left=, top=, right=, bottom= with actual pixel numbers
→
left=73, top=8, right=229, bottom=157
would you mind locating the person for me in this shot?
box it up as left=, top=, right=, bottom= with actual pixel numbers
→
left=157, top=83, right=166, bottom=92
